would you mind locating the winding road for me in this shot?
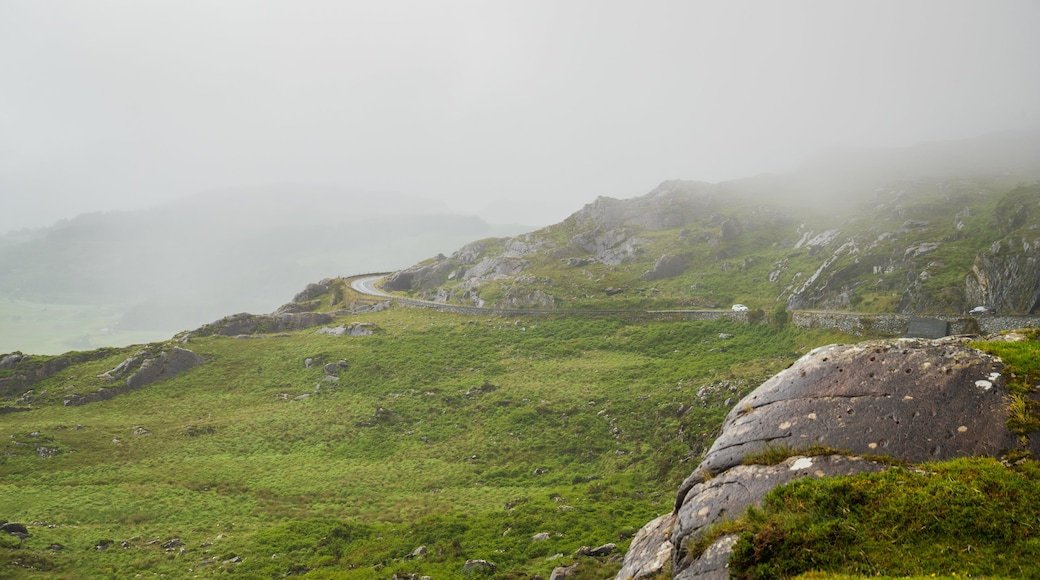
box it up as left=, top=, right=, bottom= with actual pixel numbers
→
left=350, top=275, right=393, bottom=298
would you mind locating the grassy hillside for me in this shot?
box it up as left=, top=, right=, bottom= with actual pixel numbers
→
left=0, top=295, right=858, bottom=579
left=387, top=178, right=1040, bottom=316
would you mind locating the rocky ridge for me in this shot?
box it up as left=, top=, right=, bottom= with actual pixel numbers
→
left=619, top=332, right=1037, bottom=579
left=382, top=176, right=1040, bottom=316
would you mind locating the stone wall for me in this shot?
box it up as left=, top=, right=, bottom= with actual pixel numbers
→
left=791, top=311, right=1040, bottom=336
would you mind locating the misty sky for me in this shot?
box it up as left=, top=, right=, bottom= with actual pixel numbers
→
left=2, top=0, right=1039, bottom=233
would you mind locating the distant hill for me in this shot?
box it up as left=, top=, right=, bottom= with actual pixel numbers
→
left=383, top=131, right=1040, bottom=316
left=0, top=185, right=530, bottom=353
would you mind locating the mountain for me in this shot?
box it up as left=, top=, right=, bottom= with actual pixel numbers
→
left=382, top=132, right=1040, bottom=317
left=0, top=185, right=531, bottom=354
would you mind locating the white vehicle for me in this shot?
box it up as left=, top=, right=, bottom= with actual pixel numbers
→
left=731, top=304, right=749, bottom=311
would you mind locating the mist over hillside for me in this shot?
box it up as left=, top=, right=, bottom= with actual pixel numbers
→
left=383, top=131, right=1040, bottom=316
left=0, top=186, right=531, bottom=354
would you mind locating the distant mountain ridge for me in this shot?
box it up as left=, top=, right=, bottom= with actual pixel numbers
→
left=0, top=185, right=530, bottom=353
left=383, top=131, right=1040, bottom=315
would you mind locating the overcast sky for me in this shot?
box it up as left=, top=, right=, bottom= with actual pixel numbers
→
left=2, top=0, right=1038, bottom=233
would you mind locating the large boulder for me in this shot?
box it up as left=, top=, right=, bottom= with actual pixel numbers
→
left=621, top=335, right=1030, bottom=579
left=676, top=337, right=1013, bottom=505
left=644, top=254, right=689, bottom=281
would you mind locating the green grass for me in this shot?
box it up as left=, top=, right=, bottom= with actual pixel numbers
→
left=0, top=296, right=171, bottom=355
left=972, top=330, right=1040, bottom=439
left=709, top=457, right=1040, bottom=579
left=0, top=305, right=858, bottom=578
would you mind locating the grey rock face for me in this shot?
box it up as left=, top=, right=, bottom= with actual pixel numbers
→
left=676, top=337, right=1013, bottom=504
left=291, top=279, right=333, bottom=303
left=323, top=360, right=349, bottom=376
left=384, top=254, right=455, bottom=292
left=644, top=254, right=689, bottom=281
left=462, top=256, right=528, bottom=280
left=550, top=563, right=580, bottom=579
left=674, top=535, right=738, bottom=580
left=0, top=352, right=24, bottom=370
left=462, top=559, right=496, bottom=574
left=127, top=348, right=206, bottom=389
left=572, top=181, right=718, bottom=231
left=674, top=456, right=888, bottom=576
left=618, top=335, right=1028, bottom=579
left=614, top=513, right=674, bottom=580
left=965, top=242, right=1040, bottom=314
left=1, top=349, right=115, bottom=399
left=67, top=348, right=204, bottom=406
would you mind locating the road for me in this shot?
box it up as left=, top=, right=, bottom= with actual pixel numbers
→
left=350, top=275, right=393, bottom=298
left=346, top=274, right=745, bottom=317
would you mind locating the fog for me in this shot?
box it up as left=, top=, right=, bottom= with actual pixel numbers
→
left=2, top=0, right=1038, bottom=234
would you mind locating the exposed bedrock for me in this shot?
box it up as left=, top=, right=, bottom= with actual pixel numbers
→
left=620, top=335, right=1031, bottom=580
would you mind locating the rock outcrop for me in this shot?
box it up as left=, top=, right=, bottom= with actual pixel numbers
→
left=376, top=173, right=1040, bottom=314
left=315, top=323, right=377, bottom=337
left=188, top=311, right=334, bottom=337
left=1, top=349, right=117, bottom=399
left=644, top=254, right=689, bottom=281
left=965, top=242, right=1040, bottom=314
left=64, top=347, right=204, bottom=406
left=620, top=335, right=1032, bottom=579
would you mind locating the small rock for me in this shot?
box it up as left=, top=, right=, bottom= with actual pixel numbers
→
left=550, top=563, right=579, bottom=580
left=462, top=559, right=496, bottom=574
left=576, top=543, right=616, bottom=557
left=409, top=545, right=428, bottom=558
left=532, top=532, right=550, bottom=541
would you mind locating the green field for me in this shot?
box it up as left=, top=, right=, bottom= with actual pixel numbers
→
left=0, top=304, right=853, bottom=579
left=0, top=296, right=173, bottom=356
left=4, top=292, right=1040, bottom=579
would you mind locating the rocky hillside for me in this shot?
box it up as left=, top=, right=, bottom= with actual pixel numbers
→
left=383, top=133, right=1040, bottom=316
